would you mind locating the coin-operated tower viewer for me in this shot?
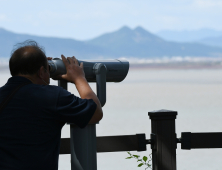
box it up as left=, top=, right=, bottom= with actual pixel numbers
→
left=48, top=58, right=129, bottom=170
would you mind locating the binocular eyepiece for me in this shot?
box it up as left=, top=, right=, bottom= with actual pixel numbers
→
left=48, top=58, right=129, bottom=83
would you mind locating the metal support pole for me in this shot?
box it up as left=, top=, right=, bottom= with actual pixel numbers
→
left=58, top=80, right=67, bottom=90
left=70, top=124, right=97, bottom=170
left=148, top=109, right=177, bottom=170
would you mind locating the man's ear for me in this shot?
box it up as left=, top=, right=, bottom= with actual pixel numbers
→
left=38, top=66, right=45, bottom=79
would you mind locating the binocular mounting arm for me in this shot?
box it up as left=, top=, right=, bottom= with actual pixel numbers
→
left=93, top=63, right=107, bottom=107
left=57, top=62, right=107, bottom=107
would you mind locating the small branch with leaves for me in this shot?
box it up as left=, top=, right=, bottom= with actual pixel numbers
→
left=125, top=151, right=152, bottom=169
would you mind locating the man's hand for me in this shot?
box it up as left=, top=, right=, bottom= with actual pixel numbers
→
left=55, top=55, right=85, bottom=84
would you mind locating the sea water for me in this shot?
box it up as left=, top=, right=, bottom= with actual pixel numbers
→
left=1, top=68, right=222, bottom=170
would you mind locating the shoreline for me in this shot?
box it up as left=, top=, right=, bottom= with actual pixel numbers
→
left=129, top=62, right=222, bottom=70
left=1, top=62, right=222, bottom=72
left=0, top=66, right=9, bottom=73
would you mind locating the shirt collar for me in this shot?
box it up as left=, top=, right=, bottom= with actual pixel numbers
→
left=7, top=76, right=33, bottom=85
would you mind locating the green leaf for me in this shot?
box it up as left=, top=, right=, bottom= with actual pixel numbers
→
left=138, top=163, right=144, bottom=167
left=143, top=156, right=148, bottom=162
left=125, top=157, right=132, bottom=159
left=137, top=159, right=142, bottom=162
left=133, top=155, right=140, bottom=158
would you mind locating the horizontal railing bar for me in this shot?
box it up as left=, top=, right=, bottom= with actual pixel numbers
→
left=60, top=134, right=147, bottom=154
left=181, top=132, right=222, bottom=149
left=60, top=138, right=70, bottom=154
left=97, top=134, right=147, bottom=153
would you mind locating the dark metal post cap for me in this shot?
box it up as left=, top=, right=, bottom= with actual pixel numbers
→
left=148, top=109, right=177, bottom=119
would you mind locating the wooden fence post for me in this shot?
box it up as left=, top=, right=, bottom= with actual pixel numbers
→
left=148, top=109, right=177, bottom=170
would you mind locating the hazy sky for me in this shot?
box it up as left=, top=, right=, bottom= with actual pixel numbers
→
left=0, top=0, right=222, bottom=40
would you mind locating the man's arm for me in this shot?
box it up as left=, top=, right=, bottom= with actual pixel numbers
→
left=57, top=55, right=103, bottom=124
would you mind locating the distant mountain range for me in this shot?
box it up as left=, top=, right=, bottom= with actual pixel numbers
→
left=1, top=26, right=222, bottom=59
left=199, top=36, right=222, bottom=47
left=156, top=28, right=222, bottom=45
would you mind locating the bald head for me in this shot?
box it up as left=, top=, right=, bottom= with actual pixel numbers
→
left=9, top=40, right=47, bottom=76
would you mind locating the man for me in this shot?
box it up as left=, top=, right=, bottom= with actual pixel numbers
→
left=0, top=40, right=103, bottom=170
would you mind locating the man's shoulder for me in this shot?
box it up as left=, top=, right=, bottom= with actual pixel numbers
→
left=23, top=84, right=65, bottom=97
left=30, top=84, right=62, bottom=90
left=42, top=84, right=63, bottom=91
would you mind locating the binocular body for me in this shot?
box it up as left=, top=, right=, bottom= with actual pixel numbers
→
left=48, top=58, right=129, bottom=82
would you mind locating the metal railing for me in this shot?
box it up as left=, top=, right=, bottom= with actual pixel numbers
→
left=59, top=109, right=222, bottom=170
left=60, top=134, right=149, bottom=154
